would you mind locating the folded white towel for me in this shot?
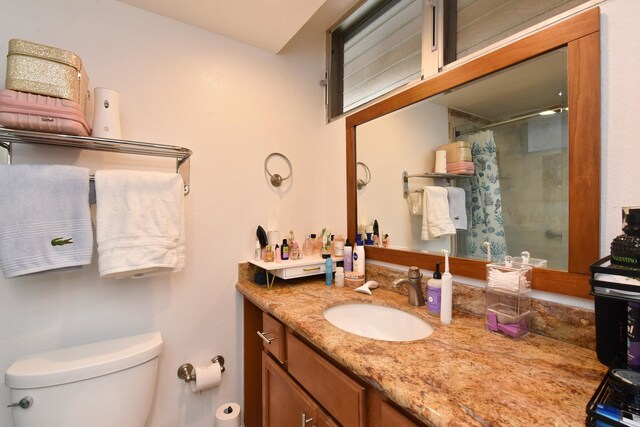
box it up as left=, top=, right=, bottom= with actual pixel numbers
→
left=447, top=187, right=468, bottom=230
left=95, top=170, right=185, bottom=279
left=0, top=165, right=93, bottom=278
left=422, top=186, right=456, bottom=240
left=406, top=191, right=423, bottom=215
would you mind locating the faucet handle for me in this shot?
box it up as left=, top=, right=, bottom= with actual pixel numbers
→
left=408, top=266, right=422, bottom=280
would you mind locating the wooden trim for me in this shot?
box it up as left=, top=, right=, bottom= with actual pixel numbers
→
left=347, top=125, right=357, bottom=243
left=568, top=31, right=600, bottom=274
left=243, top=298, right=263, bottom=427
left=345, top=8, right=601, bottom=299
left=346, top=7, right=599, bottom=128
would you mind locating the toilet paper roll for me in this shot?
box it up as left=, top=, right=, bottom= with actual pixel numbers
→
left=189, top=362, right=222, bottom=392
left=215, top=402, right=241, bottom=427
left=434, top=150, right=447, bottom=174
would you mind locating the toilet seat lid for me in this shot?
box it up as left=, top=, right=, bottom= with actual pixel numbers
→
left=5, top=332, right=163, bottom=389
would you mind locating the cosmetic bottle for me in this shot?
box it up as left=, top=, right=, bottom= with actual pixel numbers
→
left=353, top=243, right=365, bottom=275
left=302, top=234, right=313, bottom=256
left=291, top=242, right=300, bottom=260
left=343, top=239, right=353, bottom=272
left=611, top=207, right=640, bottom=267
left=335, top=266, right=345, bottom=288
left=427, top=263, right=442, bottom=316
left=333, top=234, right=345, bottom=258
left=281, top=239, right=289, bottom=261
left=441, top=250, right=453, bottom=324
left=254, top=240, right=261, bottom=261
left=324, top=254, right=333, bottom=286
left=265, top=245, right=274, bottom=262
left=275, top=244, right=281, bottom=262
left=310, top=233, right=319, bottom=255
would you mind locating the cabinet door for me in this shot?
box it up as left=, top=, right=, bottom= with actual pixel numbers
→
left=314, top=407, right=339, bottom=427
left=262, top=351, right=316, bottom=427
left=381, top=401, right=419, bottom=427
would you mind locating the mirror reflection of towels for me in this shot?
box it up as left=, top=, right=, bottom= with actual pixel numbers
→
left=406, top=191, right=423, bottom=215
left=447, top=187, right=467, bottom=230
left=422, top=186, right=456, bottom=240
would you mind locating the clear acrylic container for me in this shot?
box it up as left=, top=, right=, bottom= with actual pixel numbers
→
left=485, top=255, right=532, bottom=339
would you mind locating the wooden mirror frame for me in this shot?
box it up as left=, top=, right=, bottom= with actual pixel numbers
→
left=346, top=8, right=600, bottom=299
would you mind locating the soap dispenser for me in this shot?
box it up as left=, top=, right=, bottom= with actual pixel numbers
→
left=427, top=263, right=442, bottom=316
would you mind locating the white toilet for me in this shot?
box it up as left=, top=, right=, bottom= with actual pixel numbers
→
left=5, top=332, right=163, bottom=427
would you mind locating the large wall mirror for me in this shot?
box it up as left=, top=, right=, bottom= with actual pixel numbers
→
left=346, top=8, right=600, bottom=298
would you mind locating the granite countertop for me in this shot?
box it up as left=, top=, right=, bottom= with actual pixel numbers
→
left=237, top=278, right=606, bottom=426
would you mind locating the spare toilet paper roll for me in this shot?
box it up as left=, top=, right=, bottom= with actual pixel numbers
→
left=215, top=402, right=241, bottom=427
left=434, top=150, right=447, bottom=174
left=189, top=362, right=222, bottom=392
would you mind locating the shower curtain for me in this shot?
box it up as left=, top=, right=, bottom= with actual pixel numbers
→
left=460, top=130, right=506, bottom=262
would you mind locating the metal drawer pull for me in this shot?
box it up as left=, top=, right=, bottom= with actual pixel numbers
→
left=302, top=413, right=314, bottom=426
left=303, top=267, right=321, bottom=272
left=7, top=396, right=33, bottom=409
left=257, top=330, right=277, bottom=344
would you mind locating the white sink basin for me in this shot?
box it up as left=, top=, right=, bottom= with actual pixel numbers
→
left=323, top=303, right=433, bottom=342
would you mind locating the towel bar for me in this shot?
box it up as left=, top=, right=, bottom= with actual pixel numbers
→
left=0, top=128, right=192, bottom=195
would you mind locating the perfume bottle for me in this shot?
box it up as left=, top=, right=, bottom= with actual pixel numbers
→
left=611, top=207, right=640, bottom=267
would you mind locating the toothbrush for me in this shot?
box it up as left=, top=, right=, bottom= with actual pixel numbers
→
left=354, top=281, right=379, bottom=295
left=441, top=250, right=452, bottom=324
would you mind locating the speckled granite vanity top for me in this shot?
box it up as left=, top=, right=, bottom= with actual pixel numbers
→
left=237, top=278, right=606, bottom=426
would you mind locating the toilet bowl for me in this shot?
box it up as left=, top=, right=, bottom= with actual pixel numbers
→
left=5, top=332, right=163, bottom=427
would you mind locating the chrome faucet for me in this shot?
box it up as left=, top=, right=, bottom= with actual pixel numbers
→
left=392, top=266, right=425, bottom=306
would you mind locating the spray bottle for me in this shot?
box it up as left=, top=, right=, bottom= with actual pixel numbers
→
left=440, top=249, right=453, bottom=325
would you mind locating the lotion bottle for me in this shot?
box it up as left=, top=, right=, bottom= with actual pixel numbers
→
left=325, top=255, right=333, bottom=286
left=441, top=250, right=453, bottom=324
left=427, top=262, right=442, bottom=316
left=343, top=239, right=353, bottom=272
left=353, top=243, right=365, bottom=275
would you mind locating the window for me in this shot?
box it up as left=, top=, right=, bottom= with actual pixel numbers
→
left=327, top=0, right=592, bottom=120
left=328, top=0, right=423, bottom=118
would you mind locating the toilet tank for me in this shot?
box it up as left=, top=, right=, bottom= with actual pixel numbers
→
left=5, top=332, right=163, bottom=427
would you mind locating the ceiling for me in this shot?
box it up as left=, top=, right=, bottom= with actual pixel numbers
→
left=431, top=47, right=568, bottom=121
left=118, top=0, right=358, bottom=54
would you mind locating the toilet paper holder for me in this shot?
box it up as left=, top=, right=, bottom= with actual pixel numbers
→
left=177, top=355, right=225, bottom=383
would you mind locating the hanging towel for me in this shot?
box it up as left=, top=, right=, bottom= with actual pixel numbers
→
left=406, top=191, right=423, bottom=215
left=447, top=187, right=468, bottom=230
left=95, top=170, right=185, bottom=279
left=421, top=186, right=456, bottom=240
left=0, top=164, right=93, bottom=278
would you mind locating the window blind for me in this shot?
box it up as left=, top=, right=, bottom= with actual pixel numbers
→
left=342, top=0, right=422, bottom=112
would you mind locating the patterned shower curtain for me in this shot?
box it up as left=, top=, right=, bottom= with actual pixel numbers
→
left=459, top=130, right=507, bottom=262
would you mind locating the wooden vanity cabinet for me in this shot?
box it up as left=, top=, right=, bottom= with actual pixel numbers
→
left=262, top=352, right=338, bottom=427
left=243, top=297, right=422, bottom=427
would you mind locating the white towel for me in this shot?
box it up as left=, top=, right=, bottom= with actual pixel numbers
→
left=447, top=187, right=468, bottom=230
left=0, top=165, right=93, bottom=278
left=95, top=170, right=185, bottom=279
left=406, top=191, right=423, bottom=215
left=421, top=186, right=456, bottom=240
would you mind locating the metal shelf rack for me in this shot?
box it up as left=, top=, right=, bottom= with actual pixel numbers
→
left=0, top=128, right=193, bottom=194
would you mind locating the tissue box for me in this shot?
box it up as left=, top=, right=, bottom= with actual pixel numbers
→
left=485, top=260, right=532, bottom=339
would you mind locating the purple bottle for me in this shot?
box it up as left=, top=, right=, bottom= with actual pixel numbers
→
left=427, top=263, right=442, bottom=315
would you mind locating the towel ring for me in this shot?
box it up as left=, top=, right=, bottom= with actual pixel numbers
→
left=356, top=162, right=371, bottom=190
left=264, top=153, right=292, bottom=187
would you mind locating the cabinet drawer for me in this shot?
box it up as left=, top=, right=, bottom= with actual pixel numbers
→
left=274, top=262, right=326, bottom=279
left=259, top=312, right=285, bottom=364
left=287, top=331, right=365, bottom=427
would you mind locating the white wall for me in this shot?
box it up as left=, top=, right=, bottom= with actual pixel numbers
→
left=0, top=1, right=346, bottom=426
left=600, top=0, right=640, bottom=253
